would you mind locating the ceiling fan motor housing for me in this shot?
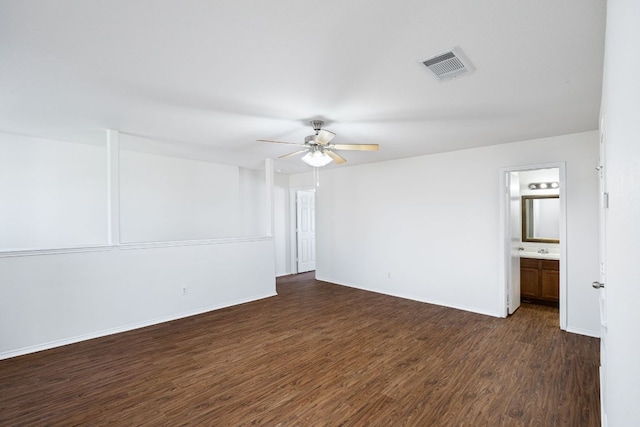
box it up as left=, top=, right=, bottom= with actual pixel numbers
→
left=310, top=120, right=324, bottom=133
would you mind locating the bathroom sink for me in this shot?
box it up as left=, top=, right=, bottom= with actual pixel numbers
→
left=519, top=251, right=560, bottom=260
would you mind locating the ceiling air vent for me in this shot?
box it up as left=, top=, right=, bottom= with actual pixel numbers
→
left=419, top=47, right=475, bottom=81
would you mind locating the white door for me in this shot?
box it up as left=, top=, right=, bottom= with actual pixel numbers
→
left=507, top=172, right=521, bottom=314
left=296, top=189, right=316, bottom=273
left=596, top=121, right=608, bottom=426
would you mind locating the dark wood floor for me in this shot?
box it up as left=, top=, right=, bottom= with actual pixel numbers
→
left=0, top=272, right=600, bottom=426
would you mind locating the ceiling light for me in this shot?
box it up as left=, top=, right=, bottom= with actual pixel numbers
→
left=301, top=150, right=333, bottom=167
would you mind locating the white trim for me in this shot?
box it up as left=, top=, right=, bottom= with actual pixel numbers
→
left=289, top=189, right=297, bottom=273
left=118, top=236, right=272, bottom=250
left=265, top=158, right=275, bottom=237
left=566, top=326, right=600, bottom=338
left=0, top=291, right=277, bottom=361
left=106, top=129, right=121, bottom=246
left=319, top=276, right=502, bottom=318
left=498, top=162, right=567, bottom=330
left=0, top=245, right=114, bottom=258
left=498, top=170, right=509, bottom=317
left=558, top=164, right=568, bottom=330
left=0, top=236, right=272, bottom=258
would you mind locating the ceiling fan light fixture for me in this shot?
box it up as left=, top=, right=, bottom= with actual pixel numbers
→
left=259, top=118, right=379, bottom=167
left=301, top=149, right=333, bottom=167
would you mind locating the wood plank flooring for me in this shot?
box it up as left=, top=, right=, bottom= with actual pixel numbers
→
left=0, top=272, right=600, bottom=426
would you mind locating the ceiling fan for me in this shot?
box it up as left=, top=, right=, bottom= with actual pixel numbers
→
left=258, top=120, right=379, bottom=167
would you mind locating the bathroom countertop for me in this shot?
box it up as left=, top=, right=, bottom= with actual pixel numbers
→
left=519, top=251, right=560, bottom=260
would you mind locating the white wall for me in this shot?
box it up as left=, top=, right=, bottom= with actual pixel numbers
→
left=239, top=167, right=267, bottom=237
left=0, top=239, right=275, bottom=359
left=0, top=130, right=275, bottom=359
left=600, top=0, right=640, bottom=424
left=289, top=171, right=315, bottom=189
left=310, top=131, right=599, bottom=334
left=120, top=150, right=241, bottom=242
left=0, top=133, right=108, bottom=250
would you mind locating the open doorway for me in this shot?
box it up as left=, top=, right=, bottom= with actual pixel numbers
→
left=500, top=163, right=567, bottom=329
left=291, top=188, right=316, bottom=274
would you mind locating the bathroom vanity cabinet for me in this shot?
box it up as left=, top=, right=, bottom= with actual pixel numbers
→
left=520, top=257, right=559, bottom=306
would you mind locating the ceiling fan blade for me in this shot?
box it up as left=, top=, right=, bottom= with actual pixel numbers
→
left=326, top=150, right=347, bottom=164
left=315, top=129, right=336, bottom=145
left=278, top=149, right=308, bottom=159
left=332, top=143, right=380, bottom=151
left=257, top=139, right=305, bottom=146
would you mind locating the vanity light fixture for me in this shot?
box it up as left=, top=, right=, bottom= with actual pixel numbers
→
left=528, top=182, right=559, bottom=190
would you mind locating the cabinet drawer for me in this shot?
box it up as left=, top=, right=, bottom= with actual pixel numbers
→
left=520, top=258, right=539, bottom=268
left=542, top=259, right=559, bottom=271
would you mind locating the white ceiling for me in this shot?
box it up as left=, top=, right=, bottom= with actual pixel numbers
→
left=0, top=0, right=606, bottom=173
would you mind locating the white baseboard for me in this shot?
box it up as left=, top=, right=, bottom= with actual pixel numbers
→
left=316, top=276, right=502, bottom=318
left=276, top=272, right=293, bottom=277
left=0, top=292, right=277, bottom=361
left=565, top=326, right=600, bottom=338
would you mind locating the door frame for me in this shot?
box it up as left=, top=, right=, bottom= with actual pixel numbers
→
left=289, top=186, right=316, bottom=274
left=498, top=162, right=567, bottom=330
left=506, top=171, right=521, bottom=315
left=597, top=116, right=608, bottom=426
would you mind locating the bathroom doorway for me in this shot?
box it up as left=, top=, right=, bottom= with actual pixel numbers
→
left=500, top=163, right=567, bottom=329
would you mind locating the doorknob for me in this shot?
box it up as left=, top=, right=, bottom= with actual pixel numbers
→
left=592, top=281, right=605, bottom=289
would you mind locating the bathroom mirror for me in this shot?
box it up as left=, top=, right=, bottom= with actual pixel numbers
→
left=522, top=195, right=560, bottom=243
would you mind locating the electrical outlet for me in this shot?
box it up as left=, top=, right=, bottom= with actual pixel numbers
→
left=387, top=272, right=392, bottom=279
left=182, top=286, right=188, bottom=296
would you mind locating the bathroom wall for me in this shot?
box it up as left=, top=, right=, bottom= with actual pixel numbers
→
left=517, top=168, right=560, bottom=251
left=518, top=168, right=560, bottom=196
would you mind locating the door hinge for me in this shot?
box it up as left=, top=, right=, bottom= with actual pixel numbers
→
left=602, top=192, right=609, bottom=209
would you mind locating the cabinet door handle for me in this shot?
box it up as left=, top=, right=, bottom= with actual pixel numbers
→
left=592, top=281, right=605, bottom=289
